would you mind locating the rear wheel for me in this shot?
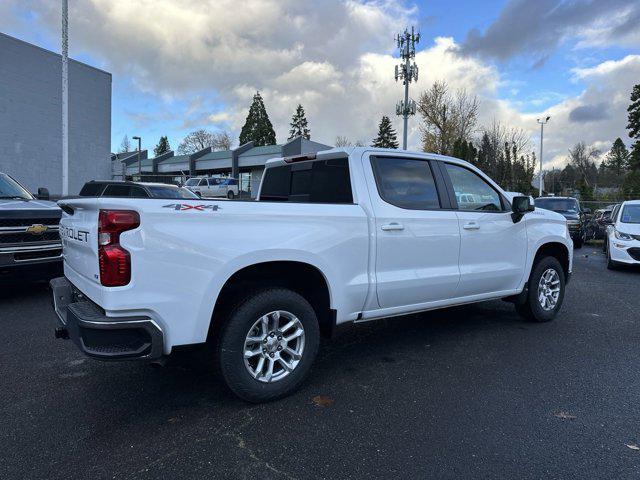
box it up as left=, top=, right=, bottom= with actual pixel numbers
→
left=516, top=256, right=565, bottom=322
left=227, top=190, right=235, bottom=199
left=216, top=288, right=320, bottom=402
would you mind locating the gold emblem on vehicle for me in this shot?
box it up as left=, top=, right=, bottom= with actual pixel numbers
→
left=25, top=224, right=48, bottom=235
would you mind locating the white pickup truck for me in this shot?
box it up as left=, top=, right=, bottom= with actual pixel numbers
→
left=51, top=147, right=573, bottom=402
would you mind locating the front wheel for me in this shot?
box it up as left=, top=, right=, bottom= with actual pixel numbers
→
left=227, top=190, right=235, bottom=199
left=216, top=288, right=320, bottom=402
left=573, top=236, right=583, bottom=249
left=516, top=256, right=566, bottom=322
left=606, top=242, right=619, bottom=270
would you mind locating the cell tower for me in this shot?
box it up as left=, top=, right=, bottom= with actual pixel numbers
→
left=394, top=26, right=420, bottom=150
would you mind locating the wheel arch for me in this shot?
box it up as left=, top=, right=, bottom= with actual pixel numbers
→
left=532, top=242, right=571, bottom=281
left=208, top=260, right=335, bottom=340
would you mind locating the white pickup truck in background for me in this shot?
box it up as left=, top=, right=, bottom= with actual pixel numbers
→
left=51, top=147, right=572, bottom=402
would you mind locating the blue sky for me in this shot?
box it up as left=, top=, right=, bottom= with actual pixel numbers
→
left=1, top=0, right=638, bottom=167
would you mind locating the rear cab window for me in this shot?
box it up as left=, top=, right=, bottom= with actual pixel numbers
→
left=259, top=158, right=353, bottom=204
left=102, top=184, right=149, bottom=198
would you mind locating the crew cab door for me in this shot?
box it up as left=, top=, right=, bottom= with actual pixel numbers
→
left=364, top=154, right=460, bottom=309
left=440, top=162, right=527, bottom=297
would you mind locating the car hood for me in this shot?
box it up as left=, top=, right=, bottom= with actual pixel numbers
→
left=617, top=222, right=640, bottom=235
left=0, top=198, right=61, bottom=212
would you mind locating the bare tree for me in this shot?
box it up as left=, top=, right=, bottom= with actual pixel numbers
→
left=118, top=135, right=131, bottom=153
left=335, top=136, right=351, bottom=147
left=418, top=81, right=479, bottom=155
left=214, top=132, right=232, bottom=151
left=177, top=129, right=232, bottom=154
left=334, top=136, right=365, bottom=147
left=568, top=142, right=600, bottom=185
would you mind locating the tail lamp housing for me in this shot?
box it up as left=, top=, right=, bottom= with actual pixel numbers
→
left=98, top=210, right=140, bottom=286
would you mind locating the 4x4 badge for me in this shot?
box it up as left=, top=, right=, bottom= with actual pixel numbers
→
left=162, top=204, right=221, bottom=211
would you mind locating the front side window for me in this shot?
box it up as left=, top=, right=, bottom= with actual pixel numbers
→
left=0, top=173, right=33, bottom=200
left=371, top=156, right=440, bottom=210
left=620, top=205, right=640, bottom=224
left=445, top=163, right=503, bottom=212
left=198, top=178, right=208, bottom=186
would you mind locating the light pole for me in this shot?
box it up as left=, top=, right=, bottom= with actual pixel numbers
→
left=132, top=136, right=142, bottom=178
left=536, top=116, right=550, bottom=197
left=61, top=0, right=69, bottom=196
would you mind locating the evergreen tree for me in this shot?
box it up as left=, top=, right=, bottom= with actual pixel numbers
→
left=288, top=104, right=310, bottom=140
left=603, top=138, right=629, bottom=177
left=239, top=92, right=276, bottom=146
left=371, top=116, right=399, bottom=149
left=154, top=136, right=171, bottom=157
left=627, top=84, right=640, bottom=172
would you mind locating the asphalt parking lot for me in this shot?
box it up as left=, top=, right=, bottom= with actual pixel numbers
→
left=2, top=248, right=640, bottom=480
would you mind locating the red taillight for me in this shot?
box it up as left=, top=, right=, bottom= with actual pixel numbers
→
left=98, top=210, right=140, bottom=286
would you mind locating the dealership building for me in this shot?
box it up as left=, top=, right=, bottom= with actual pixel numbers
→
left=116, top=137, right=332, bottom=197
left=0, top=33, right=112, bottom=196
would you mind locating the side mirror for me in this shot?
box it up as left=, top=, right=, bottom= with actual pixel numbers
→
left=511, top=195, right=534, bottom=222
left=37, top=187, right=50, bottom=200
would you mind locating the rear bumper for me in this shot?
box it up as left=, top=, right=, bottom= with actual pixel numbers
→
left=50, top=276, right=164, bottom=361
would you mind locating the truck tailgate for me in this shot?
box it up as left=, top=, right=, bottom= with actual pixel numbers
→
left=58, top=199, right=100, bottom=287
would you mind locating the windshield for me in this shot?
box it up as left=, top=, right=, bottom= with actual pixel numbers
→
left=620, top=205, right=640, bottom=224
left=534, top=198, right=579, bottom=213
left=184, top=178, right=200, bottom=186
left=146, top=185, right=199, bottom=199
left=0, top=173, right=33, bottom=200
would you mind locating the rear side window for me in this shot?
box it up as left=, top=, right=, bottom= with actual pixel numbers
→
left=79, top=183, right=105, bottom=196
left=371, top=156, right=440, bottom=210
left=259, top=158, right=352, bottom=204
left=102, top=184, right=149, bottom=198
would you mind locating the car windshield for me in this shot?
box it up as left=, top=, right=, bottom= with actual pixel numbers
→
left=146, top=185, right=199, bottom=199
left=620, top=205, right=640, bottom=224
left=184, top=178, right=200, bottom=186
left=0, top=173, right=33, bottom=200
left=535, top=198, right=579, bottom=213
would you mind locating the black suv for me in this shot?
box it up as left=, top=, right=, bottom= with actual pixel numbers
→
left=79, top=180, right=199, bottom=199
left=0, top=173, right=62, bottom=283
left=534, top=196, right=590, bottom=248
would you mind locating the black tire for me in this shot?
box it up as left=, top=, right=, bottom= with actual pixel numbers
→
left=227, top=190, right=235, bottom=200
left=606, top=242, right=619, bottom=270
left=573, top=236, right=583, bottom=249
left=216, top=288, right=320, bottom=403
left=516, top=256, right=566, bottom=322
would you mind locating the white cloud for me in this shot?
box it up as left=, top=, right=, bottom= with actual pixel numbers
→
left=1, top=0, right=637, bottom=167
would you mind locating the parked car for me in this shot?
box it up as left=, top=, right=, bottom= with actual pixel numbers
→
left=79, top=180, right=199, bottom=199
left=184, top=176, right=239, bottom=199
left=603, top=200, right=640, bottom=269
left=534, top=196, right=590, bottom=248
left=50, top=148, right=573, bottom=402
left=587, top=207, right=614, bottom=240
left=0, top=172, right=62, bottom=283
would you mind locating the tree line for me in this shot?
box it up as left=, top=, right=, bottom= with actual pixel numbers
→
left=117, top=82, right=640, bottom=200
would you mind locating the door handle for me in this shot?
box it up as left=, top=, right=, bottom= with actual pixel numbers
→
left=381, top=222, right=404, bottom=231
left=463, top=222, right=480, bottom=230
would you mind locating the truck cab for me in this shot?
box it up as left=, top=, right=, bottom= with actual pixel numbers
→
left=0, top=172, right=62, bottom=283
